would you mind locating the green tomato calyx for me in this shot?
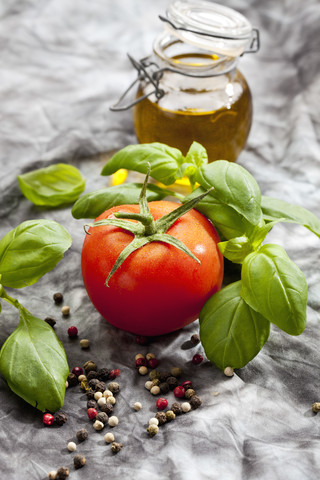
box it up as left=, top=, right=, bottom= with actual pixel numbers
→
left=84, top=165, right=214, bottom=286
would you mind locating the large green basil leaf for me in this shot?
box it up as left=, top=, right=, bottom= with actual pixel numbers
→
left=18, top=163, right=85, bottom=207
left=0, top=220, right=72, bottom=288
left=199, top=281, right=270, bottom=369
left=218, top=236, right=254, bottom=264
left=195, top=161, right=263, bottom=226
left=72, top=183, right=176, bottom=219
left=184, top=186, right=257, bottom=239
left=101, top=143, right=184, bottom=185
left=0, top=306, right=69, bottom=412
left=241, top=244, right=308, bottom=335
left=261, top=195, right=320, bottom=238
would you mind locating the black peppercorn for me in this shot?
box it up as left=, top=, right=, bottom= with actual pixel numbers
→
left=158, top=371, right=171, bottom=382
left=73, top=454, right=86, bottom=469
left=83, top=360, right=97, bottom=373
left=100, top=403, right=113, bottom=415
left=189, top=394, right=202, bottom=409
left=155, top=411, right=167, bottom=425
left=67, top=372, right=78, bottom=387
left=171, top=402, right=182, bottom=415
left=87, top=370, right=98, bottom=381
left=96, top=368, right=109, bottom=380
left=86, top=389, right=95, bottom=400
left=44, top=317, right=56, bottom=328
left=87, top=399, right=98, bottom=409
left=190, top=333, right=200, bottom=345
left=54, top=411, right=68, bottom=426
left=56, top=466, right=69, bottom=479
left=111, top=442, right=123, bottom=453
left=96, top=412, right=108, bottom=425
left=95, top=381, right=106, bottom=392
left=76, top=428, right=88, bottom=442
left=53, top=292, right=63, bottom=304
left=166, top=376, right=179, bottom=390
left=88, top=378, right=99, bottom=389
left=159, top=382, right=170, bottom=394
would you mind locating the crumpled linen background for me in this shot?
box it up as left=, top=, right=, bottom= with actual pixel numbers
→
left=0, top=0, right=320, bottom=479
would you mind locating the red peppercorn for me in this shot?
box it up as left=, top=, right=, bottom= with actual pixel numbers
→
left=87, top=408, right=97, bottom=420
left=181, top=380, right=193, bottom=389
left=192, top=354, right=203, bottom=365
left=43, top=413, right=54, bottom=426
left=109, top=369, right=120, bottom=379
left=173, top=386, right=185, bottom=398
left=135, top=335, right=149, bottom=345
left=148, top=358, right=159, bottom=369
left=68, top=326, right=78, bottom=338
left=135, top=358, right=147, bottom=368
left=156, top=398, right=168, bottom=410
left=72, top=366, right=84, bottom=377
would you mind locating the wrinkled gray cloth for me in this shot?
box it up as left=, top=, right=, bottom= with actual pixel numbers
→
left=1, top=0, right=320, bottom=479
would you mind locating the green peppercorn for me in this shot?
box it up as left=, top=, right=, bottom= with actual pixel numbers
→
left=151, top=379, right=160, bottom=387
left=83, top=360, right=97, bottom=373
left=149, top=370, right=160, bottom=380
left=184, top=389, right=196, bottom=400
left=170, top=367, right=182, bottom=378
left=147, top=424, right=159, bottom=437
left=165, top=410, right=176, bottom=422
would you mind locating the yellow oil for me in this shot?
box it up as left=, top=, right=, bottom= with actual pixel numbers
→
left=133, top=65, right=252, bottom=163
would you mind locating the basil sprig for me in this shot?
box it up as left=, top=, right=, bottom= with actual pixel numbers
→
left=0, top=220, right=71, bottom=412
left=97, top=141, right=320, bottom=370
left=18, top=163, right=85, bottom=207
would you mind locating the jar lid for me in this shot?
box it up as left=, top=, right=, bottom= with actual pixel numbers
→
left=162, top=0, right=254, bottom=57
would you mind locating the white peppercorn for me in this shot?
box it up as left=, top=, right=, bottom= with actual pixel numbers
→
left=103, top=389, right=113, bottom=398
left=144, top=381, right=153, bottom=390
left=104, top=432, right=115, bottom=443
left=48, top=471, right=57, bottom=480
left=78, top=374, right=87, bottom=382
left=133, top=402, right=142, bottom=411
left=67, top=442, right=77, bottom=452
left=224, top=366, right=234, bottom=377
left=106, top=396, right=116, bottom=405
left=145, top=352, right=156, bottom=361
left=61, top=306, right=70, bottom=317
left=97, top=397, right=106, bottom=407
left=93, top=420, right=104, bottom=431
left=150, top=385, right=161, bottom=396
left=135, top=353, right=144, bottom=360
left=108, top=416, right=119, bottom=427
left=181, top=402, right=191, bottom=413
left=148, top=417, right=159, bottom=426
left=139, top=366, right=148, bottom=375
left=80, top=338, right=90, bottom=349
left=94, top=391, right=103, bottom=400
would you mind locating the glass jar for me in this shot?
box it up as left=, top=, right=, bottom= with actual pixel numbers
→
left=112, top=0, right=259, bottom=163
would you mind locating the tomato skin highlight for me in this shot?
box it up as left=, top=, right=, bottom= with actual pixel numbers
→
left=81, top=201, right=224, bottom=336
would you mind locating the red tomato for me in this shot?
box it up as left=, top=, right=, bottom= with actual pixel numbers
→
left=81, top=201, right=223, bottom=336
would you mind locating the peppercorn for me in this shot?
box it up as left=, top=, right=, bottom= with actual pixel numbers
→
left=106, top=396, right=116, bottom=405
left=148, top=358, right=159, bottom=369
left=138, top=366, right=148, bottom=376
left=156, top=398, right=168, bottom=410
left=87, top=408, right=97, bottom=420
left=78, top=374, right=87, bottom=382
left=54, top=411, right=68, bottom=426
left=108, top=369, right=120, bottom=379
left=68, top=326, right=78, bottom=338
left=86, top=389, right=95, bottom=400
left=104, top=432, right=115, bottom=443
left=181, top=402, right=191, bottom=413
left=73, top=454, right=86, bottom=469
left=312, top=402, right=320, bottom=413
left=108, top=382, right=120, bottom=394
left=56, top=467, right=69, bottom=479
left=88, top=379, right=99, bottom=389
left=149, top=417, right=159, bottom=426
left=147, top=425, right=159, bottom=437
left=96, top=368, right=109, bottom=380
left=72, top=366, right=83, bottom=377
left=93, top=420, right=104, bottom=431
left=155, top=411, right=167, bottom=425
left=43, top=413, right=54, bottom=426
left=185, top=389, right=196, bottom=400
left=53, top=292, right=63, bottom=304
left=98, top=397, right=107, bottom=407
left=171, top=402, right=182, bottom=415
left=87, top=370, right=98, bottom=381
left=135, top=353, right=145, bottom=361
left=100, top=403, right=113, bottom=415
left=76, top=428, right=88, bottom=442
left=48, top=470, right=57, bottom=479
left=148, top=369, right=160, bottom=380
left=145, top=381, right=153, bottom=390
left=181, top=380, right=193, bottom=390
left=67, top=441, right=77, bottom=452
left=80, top=338, right=90, bottom=349
left=45, top=317, right=56, bottom=328
left=170, top=367, right=182, bottom=378
left=80, top=380, right=90, bottom=391
left=192, top=353, right=203, bottom=365
left=96, top=412, right=109, bottom=425
left=173, top=386, right=185, bottom=399
left=145, top=352, right=156, bottom=361
left=87, top=399, right=98, bottom=409
left=111, top=442, right=123, bottom=453
left=67, top=372, right=78, bottom=387
left=108, top=416, right=119, bottom=427
left=61, top=306, right=70, bottom=317
left=136, top=357, right=147, bottom=368
left=159, top=382, right=170, bottom=394
left=190, top=333, right=200, bottom=345
left=103, top=389, right=113, bottom=398
left=158, top=371, right=171, bottom=382
left=133, top=402, right=142, bottom=411
left=94, top=391, right=103, bottom=401
left=189, top=395, right=202, bottom=409
left=83, top=360, right=97, bottom=373
left=150, top=385, right=160, bottom=396
left=224, top=366, right=234, bottom=377
left=165, top=410, right=176, bottom=422
left=166, top=376, right=179, bottom=390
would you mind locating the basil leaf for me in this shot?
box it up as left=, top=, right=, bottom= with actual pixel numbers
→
left=72, top=183, right=176, bottom=219
left=0, top=220, right=72, bottom=288
left=101, top=143, right=184, bottom=185
left=184, top=141, right=208, bottom=168
left=0, top=306, right=69, bottom=412
left=218, top=236, right=254, bottom=263
left=241, top=244, right=308, bottom=335
left=18, top=163, right=85, bottom=207
left=261, top=195, right=320, bottom=238
left=199, top=281, right=270, bottom=369
left=184, top=186, right=257, bottom=239
left=195, top=161, right=263, bottom=226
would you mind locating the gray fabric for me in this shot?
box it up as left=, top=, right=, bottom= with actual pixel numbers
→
left=1, top=0, right=320, bottom=479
